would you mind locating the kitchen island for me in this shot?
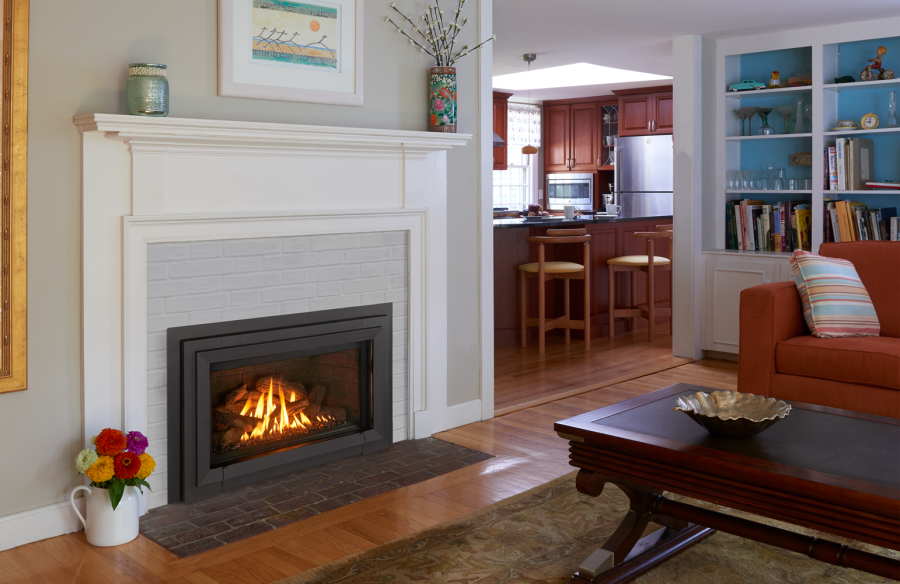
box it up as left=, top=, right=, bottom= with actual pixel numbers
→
left=494, top=215, right=673, bottom=343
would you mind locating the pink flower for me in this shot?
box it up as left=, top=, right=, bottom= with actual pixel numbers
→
left=126, top=431, right=149, bottom=455
left=433, top=97, right=445, bottom=112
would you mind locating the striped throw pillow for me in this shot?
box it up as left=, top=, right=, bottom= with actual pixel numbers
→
left=789, top=250, right=880, bottom=338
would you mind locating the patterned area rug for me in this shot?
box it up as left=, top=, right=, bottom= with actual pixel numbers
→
left=274, top=471, right=898, bottom=584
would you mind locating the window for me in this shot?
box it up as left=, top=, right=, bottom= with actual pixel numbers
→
left=493, top=104, right=541, bottom=211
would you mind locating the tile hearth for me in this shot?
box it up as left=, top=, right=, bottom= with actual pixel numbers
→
left=139, top=438, right=492, bottom=556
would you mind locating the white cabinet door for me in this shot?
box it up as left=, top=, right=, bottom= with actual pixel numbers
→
left=703, top=255, right=788, bottom=354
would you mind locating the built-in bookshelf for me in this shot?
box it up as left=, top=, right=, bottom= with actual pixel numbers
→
left=716, top=34, right=900, bottom=255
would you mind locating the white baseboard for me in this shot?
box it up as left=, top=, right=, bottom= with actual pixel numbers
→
left=0, top=498, right=85, bottom=552
left=414, top=399, right=483, bottom=439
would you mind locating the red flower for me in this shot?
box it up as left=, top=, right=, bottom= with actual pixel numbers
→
left=95, top=428, right=127, bottom=456
left=114, top=452, right=142, bottom=480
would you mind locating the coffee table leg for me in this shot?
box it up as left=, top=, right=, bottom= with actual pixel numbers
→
left=570, top=470, right=715, bottom=584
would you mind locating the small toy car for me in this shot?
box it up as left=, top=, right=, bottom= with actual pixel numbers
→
left=729, top=80, right=767, bottom=92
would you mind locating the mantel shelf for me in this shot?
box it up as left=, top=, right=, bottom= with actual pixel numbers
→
left=725, top=134, right=812, bottom=141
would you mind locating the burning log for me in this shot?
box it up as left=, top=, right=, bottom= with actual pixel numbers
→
left=302, top=385, right=347, bottom=422
left=215, top=407, right=258, bottom=432
left=215, top=428, right=245, bottom=450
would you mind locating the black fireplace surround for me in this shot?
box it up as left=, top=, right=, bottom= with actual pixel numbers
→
left=167, top=304, right=393, bottom=503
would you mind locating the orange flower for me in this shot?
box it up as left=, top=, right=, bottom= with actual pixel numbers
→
left=430, top=113, right=438, bottom=126
left=114, top=451, right=142, bottom=480
left=95, top=428, right=127, bottom=456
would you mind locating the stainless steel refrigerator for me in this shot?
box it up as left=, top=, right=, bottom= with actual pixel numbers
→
left=613, top=135, right=674, bottom=218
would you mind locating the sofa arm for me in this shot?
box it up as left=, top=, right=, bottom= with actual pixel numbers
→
left=738, top=282, right=807, bottom=397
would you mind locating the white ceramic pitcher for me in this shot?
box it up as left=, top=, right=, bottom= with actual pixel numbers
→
left=70, top=485, right=140, bottom=547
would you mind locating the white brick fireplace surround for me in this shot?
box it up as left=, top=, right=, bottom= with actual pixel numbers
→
left=75, top=114, right=473, bottom=512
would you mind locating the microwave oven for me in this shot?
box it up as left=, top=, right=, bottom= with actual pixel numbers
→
left=546, top=173, right=594, bottom=211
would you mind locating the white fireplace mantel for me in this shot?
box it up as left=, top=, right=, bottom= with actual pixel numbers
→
left=75, top=114, right=474, bottom=509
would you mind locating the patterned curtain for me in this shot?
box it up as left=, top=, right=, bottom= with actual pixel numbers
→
left=507, top=104, right=541, bottom=147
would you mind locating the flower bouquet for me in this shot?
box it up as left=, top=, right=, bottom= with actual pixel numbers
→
left=75, top=428, right=155, bottom=510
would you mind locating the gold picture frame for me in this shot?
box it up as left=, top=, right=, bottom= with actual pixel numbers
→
left=0, top=0, right=27, bottom=393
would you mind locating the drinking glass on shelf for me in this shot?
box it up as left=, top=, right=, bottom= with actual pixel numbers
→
left=792, top=99, right=806, bottom=134
left=776, top=105, right=794, bottom=134
left=748, top=170, right=763, bottom=189
left=801, top=178, right=811, bottom=190
left=726, top=170, right=739, bottom=190
left=787, top=178, right=799, bottom=190
left=771, top=169, right=786, bottom=190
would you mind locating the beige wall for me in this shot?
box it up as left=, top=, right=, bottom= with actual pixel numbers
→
left=1, top=0, right=485, bottom=517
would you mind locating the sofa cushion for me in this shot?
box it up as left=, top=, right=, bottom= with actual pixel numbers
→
left=789, top=250, right=880, bottom=338
left=775, top=336, right=900, bottom=390
left=820, top=242, right=900, bottom=338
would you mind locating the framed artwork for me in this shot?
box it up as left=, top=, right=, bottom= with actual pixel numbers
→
left=218, top=0, right=363, bottom=106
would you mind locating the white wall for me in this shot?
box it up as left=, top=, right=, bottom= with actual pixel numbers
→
left=0, top=0, right=490, bottom=522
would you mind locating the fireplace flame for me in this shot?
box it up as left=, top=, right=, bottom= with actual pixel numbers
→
left=237, top=377, right=335, bottom=444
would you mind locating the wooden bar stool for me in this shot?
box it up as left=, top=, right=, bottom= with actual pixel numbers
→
left=518, top=228, right=591, bottom=355
left=607, top=225, right=673, bottom=341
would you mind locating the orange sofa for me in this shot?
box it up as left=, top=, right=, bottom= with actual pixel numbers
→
left=738, top=242, right=900, bottom=419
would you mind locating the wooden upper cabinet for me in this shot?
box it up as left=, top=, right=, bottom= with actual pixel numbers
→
left=544, top=104, right=571, bottom=171
left=652, top=92, right=673, bottom=134
left=618, top=93, right=653, bottom=137
left=614, top=86, right=674, bottom=137
left=570, top=102, right=599, bottom=171
left=493, top=91, right=513, bottom=171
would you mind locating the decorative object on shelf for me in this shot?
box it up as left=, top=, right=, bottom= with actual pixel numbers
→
left=387, top=0, right=495, bottom=133
left=70, top=428, right=155, bottom=547
left=887, top=91, right=899, bottom=129
left=860, top=46, right=894, bottom=81
left=865, top=180, right=900, bottom=190
left=792, top=99, right=806, bottom=134
left=674, top=390, right=791, bottom=439
left=126, top=64, right=169, bottom=117
left=756, top=107, right=775, bottom=135
left=729, top=79, right=766, bottom=92
left=767, top=71, right=780, bottom=89
left=790, top=152, right=812, bottom=166
left=787, top=74, right=812, bottom=87
left=734, top=107, right=756, bottom=135
left=520, top=54, right=538, bottom=153
left=834, top=75, right=856, bottom=84
left=218, top=0, right=364, bottom=106
left=776, top=104, right=794, bottom=134
left=861, top=112, right=880, bottom=130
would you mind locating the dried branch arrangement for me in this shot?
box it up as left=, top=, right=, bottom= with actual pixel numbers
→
left=385, top=0, right=495, bottom=66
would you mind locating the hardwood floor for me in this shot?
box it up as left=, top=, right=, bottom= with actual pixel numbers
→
left=0, top=359, right=737, bottom=584
left=494, top=321, right=693, bottom=414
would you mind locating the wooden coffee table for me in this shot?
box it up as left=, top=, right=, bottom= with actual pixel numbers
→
left=554, top=383, right=900, bottom=583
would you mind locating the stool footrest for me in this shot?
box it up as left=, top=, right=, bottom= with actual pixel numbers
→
left=525, top=317, right=586, bottom=331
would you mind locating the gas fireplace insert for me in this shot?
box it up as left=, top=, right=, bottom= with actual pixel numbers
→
left=167, top=304, right=393, bottom=503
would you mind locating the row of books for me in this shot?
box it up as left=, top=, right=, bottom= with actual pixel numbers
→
left=725, top=200, right=812, bottom=252
left=823, top=199, right=898, bottom=242
left=824, top=138, right=874, bottom=191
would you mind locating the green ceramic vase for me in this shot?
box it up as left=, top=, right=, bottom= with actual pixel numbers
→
left=126, top=63, right=169, bottom=117
left=429, top=67, right=457, bottom=133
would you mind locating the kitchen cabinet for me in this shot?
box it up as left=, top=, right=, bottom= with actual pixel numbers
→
left=493, top=91, right=513, bottom=171
left=614, top=87, right=673, bottom=137
left=543, top=104, right=571, bottom=171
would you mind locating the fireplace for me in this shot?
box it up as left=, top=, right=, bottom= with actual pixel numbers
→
left=167, top=304, right=392, bottom=503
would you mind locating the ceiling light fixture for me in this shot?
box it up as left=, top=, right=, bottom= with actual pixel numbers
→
left=493, top=62, right=670, bottom=91
left=521, top=53, right=538, bottom=156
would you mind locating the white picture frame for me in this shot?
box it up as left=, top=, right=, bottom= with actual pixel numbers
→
left=218, top=0, right=364, bottom=106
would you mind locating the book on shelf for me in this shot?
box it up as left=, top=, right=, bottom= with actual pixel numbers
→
left=724, top=199, right=812, bottom=251
left=829, top=138, right=875, bottom=191
left=827, top=199, right=897, bottom=242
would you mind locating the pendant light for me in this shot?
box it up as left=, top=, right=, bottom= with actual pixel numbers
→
left=520, top=53, right=538, bottom=156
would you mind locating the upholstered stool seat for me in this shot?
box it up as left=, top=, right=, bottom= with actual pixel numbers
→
left=519, top=229, right=591, bottom=355
left=518, top=261, right=585, bottom=274
left=607, top=256, right=671, bottom=267
left=608, top=226, right=673, bottom=341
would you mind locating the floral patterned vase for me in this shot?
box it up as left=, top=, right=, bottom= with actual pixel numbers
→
left=429, top=67, right=457, bottom=133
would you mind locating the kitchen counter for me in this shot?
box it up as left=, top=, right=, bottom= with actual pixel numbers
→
left=494, top=215, right=673, bottom=343
left=494, top=215, right=672, bottom=228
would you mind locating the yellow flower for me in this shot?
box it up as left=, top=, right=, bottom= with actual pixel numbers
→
left=135, top=453, right=156, bottom=480
left=85, top=456, right=115, bottom=483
